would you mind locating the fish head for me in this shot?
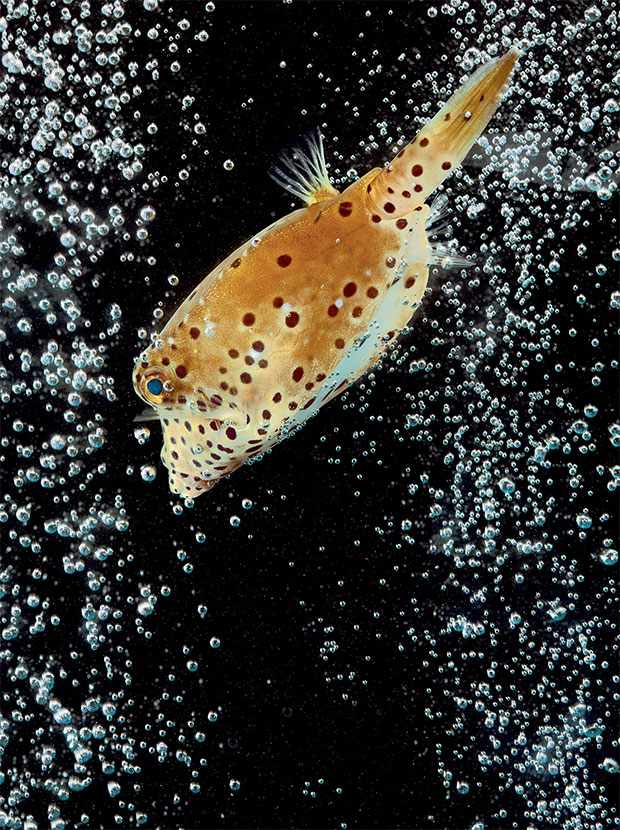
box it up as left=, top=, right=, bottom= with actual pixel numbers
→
left=133, top=349, right=243, bottom=499
left=159, top=413, right=221, bottom=498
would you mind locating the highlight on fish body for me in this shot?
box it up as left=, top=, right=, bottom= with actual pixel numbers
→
left=133, top=48, right=520, bottom=499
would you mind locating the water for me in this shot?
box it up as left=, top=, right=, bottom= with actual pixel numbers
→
left=1, top=1, right=618, bottom=828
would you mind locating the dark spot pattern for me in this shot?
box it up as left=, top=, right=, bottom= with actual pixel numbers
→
left=252, top=341, right=264, bottom=352
left=190, top=327, right=200, bottom=339
left=285, top=311, right=299, bottom=328
left=371, top=215, right=381, bottom=223
left=277, top=254, right=292, bottom=267
left=405, top=276, right=416, bottom=289
left=328, top=305, right=339, bottom=317
left=352, top=306, right=362, bottom=318
left=386, top=257, right=396, bottom=268
left=258, top=359, right=268, bottom=369
left=292, top=367, right=304, bottom=382
left=419, top=138, right=429, bottom=147
left=232, top=258, right=241, bottom=268
left=176, top=365, right=187, bottom=378
left=229, top=349, right=239, bottom=359
left=396, top=218, right=408, bottom=229
left=335, top=338, right=345, bottom=349
left=338, top=201, right=353, bottom=217
left=226, top=427, right=237, bottom=440
left=242, top=312, right=255, bottom=326
left=414, top=184, right=423, bottom=193
left=240, top=372, right=252, bottom=384
left=402, top=190, right=411, bottom=198
left=343, top=282, right=357, bottom=297
left=367, top=287, right=378, bottom=299
left=383, top=202, right=395, bottom=213
left=442, top=161, right=452, bottom=170
left=273, top=297, right=283, bottom=308
left=273, top=392, right=282, bottom=403
left=411, top=164, right=423, bottom=177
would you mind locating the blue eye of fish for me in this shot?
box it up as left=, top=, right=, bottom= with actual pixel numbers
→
left=146, top=378, right=163, bottom=396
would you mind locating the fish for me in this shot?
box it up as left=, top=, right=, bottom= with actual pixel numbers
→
left=133, top=48, right=519, bottom=499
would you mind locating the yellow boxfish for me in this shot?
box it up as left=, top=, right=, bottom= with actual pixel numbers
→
left=133, top=48, right=519, bottom=498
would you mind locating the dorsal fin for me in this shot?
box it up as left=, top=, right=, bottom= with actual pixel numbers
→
left=268, top=127, right=339, bottom=205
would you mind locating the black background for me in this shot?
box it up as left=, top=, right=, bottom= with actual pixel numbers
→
left=2, top=2, right=618, bottom=829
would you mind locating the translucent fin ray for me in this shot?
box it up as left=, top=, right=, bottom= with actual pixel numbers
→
left=268, top=127, right=339, bottom=205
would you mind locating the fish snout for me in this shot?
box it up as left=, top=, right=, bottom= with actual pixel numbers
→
left=168, top=469, right=217, bottom=499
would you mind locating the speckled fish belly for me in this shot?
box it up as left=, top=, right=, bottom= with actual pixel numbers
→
left=133, top=47, right=519, bottom=498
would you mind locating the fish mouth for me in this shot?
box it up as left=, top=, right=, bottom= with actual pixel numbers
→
left=168, top=470, right=217, bottom=499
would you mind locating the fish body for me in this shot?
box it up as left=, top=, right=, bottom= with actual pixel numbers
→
left=133, top=48, right=519, bottom=498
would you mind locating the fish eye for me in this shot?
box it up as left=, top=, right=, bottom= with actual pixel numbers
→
left=146, top=377, right=163, bottom=396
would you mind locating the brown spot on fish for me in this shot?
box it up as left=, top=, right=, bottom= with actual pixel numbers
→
left=335, top=338, right=345, bottom=349
left=176, top=365, right=187, bottom=378
left=352, top=306, right=362, bottom=318
left=338, top=201, right=353, bottom=217
left=242, top=312, right=255, bottom=326
left=396, top=218, right=408, bottom=229
left=285, top=311, right=299, bottom=328
left=343, top=281, right=357, bottom=297
left=371, top=215, right=381, bottom=223
left=328, top=304, right=339, bottom=317
left=229, top=349, right=239, bottom=358
left=190, top=327, right=200, bottom=339
left=419, top=138, right=429, bottom=147
left=273, top=297, right=283, bottom=308
left=232, top=258, right=241, bottom=268
left=277, top=254, right=292, bottom=267
left=367, top=286, right=378, bottom=298
left=411, top=164, right=423, bottom=176
left=240, top=372, right=252, bottom=384
left=442, top=161, right=452, bottom=170
left=292, top=366, right=304, bottom=382
left=252, top=340, right=264, bottom=351
left=383, top=202, right=395, bottom=213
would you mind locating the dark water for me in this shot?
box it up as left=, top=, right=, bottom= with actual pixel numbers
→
left=1, top=1, right=618, bottom=828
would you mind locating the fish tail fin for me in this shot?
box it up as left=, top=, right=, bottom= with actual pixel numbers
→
left=268, top=127, right=340, bottom=205
left=367, top=47, right=520, bottom=219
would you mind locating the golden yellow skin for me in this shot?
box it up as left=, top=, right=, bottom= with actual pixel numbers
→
left=133, top=170, right=430, bottom=497
left=133, top=48, right=518, bottom=498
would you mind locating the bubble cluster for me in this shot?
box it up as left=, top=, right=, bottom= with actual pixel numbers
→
left=1, top=1, right=617, bottom=828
